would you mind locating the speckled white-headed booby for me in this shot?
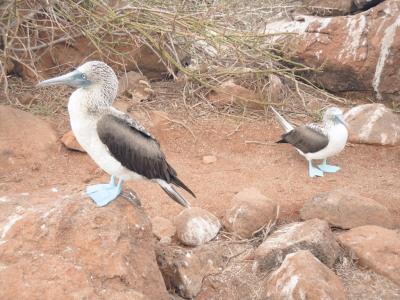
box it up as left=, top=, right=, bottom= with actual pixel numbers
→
left=271, top=106, right=348, bottom=177
left=37, top=61, right=195, bottom=207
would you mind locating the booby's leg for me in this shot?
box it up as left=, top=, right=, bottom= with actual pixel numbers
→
left=86, top=175, right=115, bottom=194
left=318, top=159, right=340, bottom=173
left=308, top=160, right=323, bottom=178
left=86, top=176, right=123, bottom=207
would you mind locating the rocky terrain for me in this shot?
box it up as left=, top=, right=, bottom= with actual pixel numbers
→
left=1, top=0, right=400, bottom=299
left=1, top=98, right=399, bottom=299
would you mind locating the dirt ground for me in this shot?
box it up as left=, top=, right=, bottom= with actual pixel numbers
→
left=2, top=105, right=399, bottom=226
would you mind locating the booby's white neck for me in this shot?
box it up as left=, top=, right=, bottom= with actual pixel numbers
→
left=67, top=87, right=110, bottom=158
left=68, top=85, right=115, bottom=116
left=323, top=119, right=335, bottom=130
left=324, top=119, right=347, bottom=134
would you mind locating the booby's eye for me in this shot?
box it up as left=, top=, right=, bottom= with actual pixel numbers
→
left=81, top=73, right=87, bottom=80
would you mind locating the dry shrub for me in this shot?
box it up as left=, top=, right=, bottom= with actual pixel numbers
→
left=1, top=0, right=343, bottom=116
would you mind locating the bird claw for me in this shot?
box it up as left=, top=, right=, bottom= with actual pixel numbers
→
left=121, top=189, right=142, bottom=207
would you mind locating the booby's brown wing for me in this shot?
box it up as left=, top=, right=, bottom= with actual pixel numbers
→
left=96, top=114, right=195, bottom=197
left=277, top=124, right=329, bottom=154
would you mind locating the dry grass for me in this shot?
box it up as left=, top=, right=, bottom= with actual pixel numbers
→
left=335, top=256, right=400, bottom=300
left=1, top=0, right=344, bottom=120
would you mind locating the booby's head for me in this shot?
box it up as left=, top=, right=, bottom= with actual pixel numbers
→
left=37, top=61, right=118, bottom=106
left=323, top=107, right=348, bottom=128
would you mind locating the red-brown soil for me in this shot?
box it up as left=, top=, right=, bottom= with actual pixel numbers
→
left=2, top=109, right=399, bottom=226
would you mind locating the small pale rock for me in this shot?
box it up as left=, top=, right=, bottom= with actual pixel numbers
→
left=174, top=207, right=220, bottom=246
left=152, top=216, right=176, bottom=241
left=118, top=71, right=153, bottom=101
left=266, top=250, right=347, bottom=300
left=208, top=79, right=265, bottom=109
left=255, top=219, right=341, bottom=271
left=5, top=58, right=15, bottom=74
left=156, top=241, right=249, bottom=299
left=223, top=187, right=277, bottom=238
left=344, top=103, right=400, bottom=146
left=60, top=130, right=85, bottom=152
left=337, top=225, right=400, bottom=286
left=300, top=188, right=395, bottom=229
left=202, top=155, right=217, bottom=164
left=268, top=74, right=286, bottom=102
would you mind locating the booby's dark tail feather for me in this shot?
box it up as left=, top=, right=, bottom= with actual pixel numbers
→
left=171, top=177, right=196, bottom=198
left=276, top=139, right=288, bottom=144
left=157, top=180, right=191, bottom=208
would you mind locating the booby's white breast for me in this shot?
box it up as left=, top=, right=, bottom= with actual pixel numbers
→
left=68, top=89, right=143, bottom=180
left=304, top=124, right=348, bottom=160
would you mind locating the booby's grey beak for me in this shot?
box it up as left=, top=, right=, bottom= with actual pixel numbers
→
left=36, top=69, right=90, bottom=88
left=335, top=114, right=348, bottom=129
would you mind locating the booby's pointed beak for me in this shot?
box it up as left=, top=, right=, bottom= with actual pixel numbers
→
left=335, top=115, right=348, bottom=129
left=36, top=69, right=90, bottom=88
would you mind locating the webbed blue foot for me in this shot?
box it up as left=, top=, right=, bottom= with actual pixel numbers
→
left=308, top=160, right=323, bottom=178
left=86, top=176, right=123, bottom=207
left=318, top=159, right=340, bottom=173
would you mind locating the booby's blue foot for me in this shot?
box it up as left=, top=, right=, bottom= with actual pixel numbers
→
left=86, top=176, right=123, bottom=207
left=318, top=159, right=340, bottom=173
left=86, top=175, right=116, bottom=194
left=308, top=160, right=323, bottom=178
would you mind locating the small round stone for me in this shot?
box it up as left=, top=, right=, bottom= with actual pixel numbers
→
left=175, top=207, right=221, bottom=246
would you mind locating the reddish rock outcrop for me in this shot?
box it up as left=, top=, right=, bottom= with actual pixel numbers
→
left=118, top=71, right=153, bottom=100
left=0, top=106, right=58, bottom=163
left=344, top=103, right=400, bottom=146
left=151, top=216, right=176, bottom=243
left=266, top=250, right=347, bottom=300
left=14, top=35, right=187, bottom=81
left=5, top=2, right=189, bottom=82
left=337, top=225, right=400, bottom=286
left=255, top=219, right=341, bottom=271
left=0, top=190, right=169, bottom=300
left=300, top=188, right=395, bottom=229
left=208, top=79, right=265, bottom=109
left=264, top=0, right=400, bottom=101
left=223, top=187, right=278, bottom=239
left=156, top=241, right=250, bottom=299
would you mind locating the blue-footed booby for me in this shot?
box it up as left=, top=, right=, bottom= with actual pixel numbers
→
left=37, top=61, right=195, bottom=207
left=271, top=107, right=348, bottom=177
